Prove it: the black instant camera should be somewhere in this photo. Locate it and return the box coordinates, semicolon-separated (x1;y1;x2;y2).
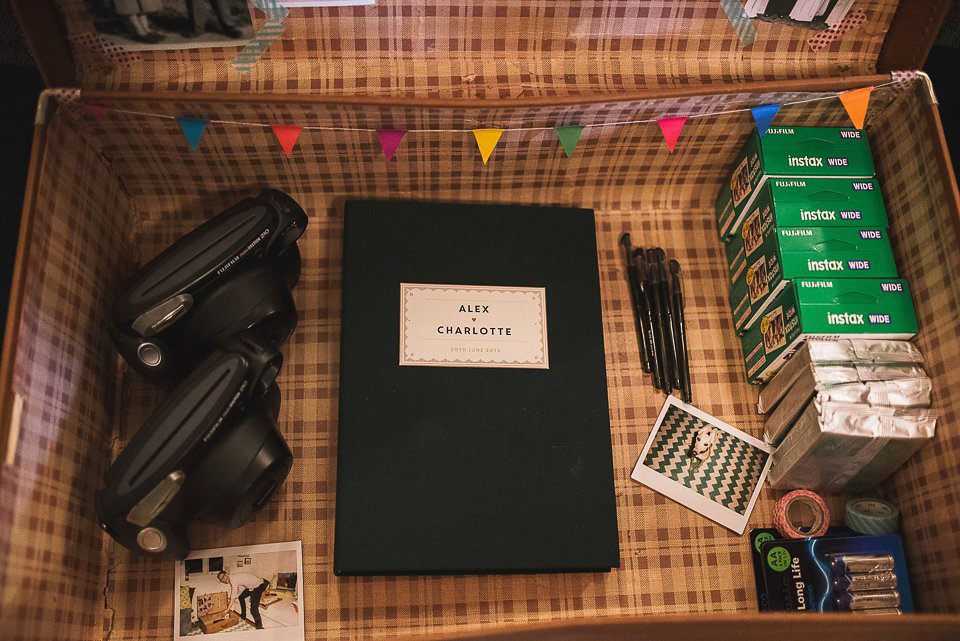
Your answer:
98;190;307;559
110;189;307;388
96;333;292;560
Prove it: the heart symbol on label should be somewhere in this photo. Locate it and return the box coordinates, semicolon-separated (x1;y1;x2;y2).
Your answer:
472;317;477;322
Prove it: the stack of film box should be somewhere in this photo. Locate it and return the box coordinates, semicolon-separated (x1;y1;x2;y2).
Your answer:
759;339;936;492
715;126;919;385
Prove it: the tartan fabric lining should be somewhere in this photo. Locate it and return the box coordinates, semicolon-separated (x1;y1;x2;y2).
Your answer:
2;78;959;641
55;0;898;96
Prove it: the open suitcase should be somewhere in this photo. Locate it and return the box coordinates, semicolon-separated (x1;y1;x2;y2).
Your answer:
3;1;960;639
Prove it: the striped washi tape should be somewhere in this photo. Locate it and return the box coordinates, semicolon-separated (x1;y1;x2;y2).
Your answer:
720;0;757;47
845;498;900;535
774;489;831;538
232;0;290;72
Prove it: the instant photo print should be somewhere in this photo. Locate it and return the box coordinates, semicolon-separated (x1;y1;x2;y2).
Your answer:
631;396;773;534
174;541;305;641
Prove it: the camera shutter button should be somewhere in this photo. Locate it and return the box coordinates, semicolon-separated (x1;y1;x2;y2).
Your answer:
137;343;163;367
136;527;167;553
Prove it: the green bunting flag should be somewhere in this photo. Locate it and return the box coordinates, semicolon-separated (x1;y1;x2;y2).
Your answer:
554;125;584;158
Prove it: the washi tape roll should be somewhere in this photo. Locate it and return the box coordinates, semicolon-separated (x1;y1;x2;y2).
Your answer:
773;490;831;538
845;498;900;535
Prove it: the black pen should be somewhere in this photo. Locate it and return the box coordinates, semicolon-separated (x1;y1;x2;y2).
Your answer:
620;234;651;372
647;248;672;393
671;259;692;403
633;250;659;386
657;249;681;392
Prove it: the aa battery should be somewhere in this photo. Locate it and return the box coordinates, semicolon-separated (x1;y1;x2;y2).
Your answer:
837;589;901;611
834;571;898;592
851;607;902;616
829;553;896;575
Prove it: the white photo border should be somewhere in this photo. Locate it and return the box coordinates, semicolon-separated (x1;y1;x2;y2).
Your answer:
174;540;305;641
630;395;773;534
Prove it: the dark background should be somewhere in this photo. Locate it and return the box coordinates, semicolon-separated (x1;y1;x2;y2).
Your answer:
1;2;958;354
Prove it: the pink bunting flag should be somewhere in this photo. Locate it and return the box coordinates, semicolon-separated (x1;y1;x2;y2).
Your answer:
377;129;406;161
271;125;302;157
657;117;687;153
82;104;112;119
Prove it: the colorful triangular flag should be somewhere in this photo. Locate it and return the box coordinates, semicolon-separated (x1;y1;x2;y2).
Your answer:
377;129;406;161
271;125;302;157
472;129;504;164
751;104;781;137
554;125;584;158
839;86;873;130
657;117;687;153
82;103;112;119
177;117;208;152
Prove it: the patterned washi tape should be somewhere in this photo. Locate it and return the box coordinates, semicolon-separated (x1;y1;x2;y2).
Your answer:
845;498;900;535
68;31;142;68
720;0;757;47
774;489;831;538
232;0;290;72
808;8;867;52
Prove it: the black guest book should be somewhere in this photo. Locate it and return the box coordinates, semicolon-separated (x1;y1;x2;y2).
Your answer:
334;200;619;575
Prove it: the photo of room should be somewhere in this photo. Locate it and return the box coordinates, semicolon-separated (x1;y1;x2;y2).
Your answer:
176;542;304;640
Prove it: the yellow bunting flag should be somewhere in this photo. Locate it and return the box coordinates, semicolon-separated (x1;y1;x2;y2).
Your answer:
839;86;872;130
472;129;504;164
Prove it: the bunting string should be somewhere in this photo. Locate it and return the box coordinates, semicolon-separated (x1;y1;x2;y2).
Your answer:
86;82;892;135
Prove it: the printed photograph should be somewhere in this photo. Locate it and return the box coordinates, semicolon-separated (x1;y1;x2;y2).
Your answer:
747;257;769;303
731;156;752;206
746;0;854;30
175;541;305;641
630;396;773;533
83;0;254;51
742;207;764;256
762;307;786;352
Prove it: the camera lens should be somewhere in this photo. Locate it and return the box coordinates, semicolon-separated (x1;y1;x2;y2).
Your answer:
252;479;279;511
190;409;292;529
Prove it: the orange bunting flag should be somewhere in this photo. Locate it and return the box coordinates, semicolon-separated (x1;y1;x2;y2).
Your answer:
839;86;872;130
472;129;504;164
271;125;302;157
657;117;687;153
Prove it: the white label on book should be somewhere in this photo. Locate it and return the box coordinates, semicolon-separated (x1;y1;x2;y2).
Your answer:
400;283;549;368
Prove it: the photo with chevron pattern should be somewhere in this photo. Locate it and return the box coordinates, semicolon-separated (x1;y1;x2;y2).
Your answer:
641;404;769;515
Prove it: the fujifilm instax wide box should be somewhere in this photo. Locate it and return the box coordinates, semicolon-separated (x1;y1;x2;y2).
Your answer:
728;226;898;334
723;176;889;275
716;127;876;241
741;278;918;384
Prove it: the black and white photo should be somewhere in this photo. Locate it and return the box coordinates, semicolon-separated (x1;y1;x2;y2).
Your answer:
83;0;254;50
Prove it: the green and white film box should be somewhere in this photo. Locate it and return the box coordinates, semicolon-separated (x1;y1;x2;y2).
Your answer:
723;177;888;273
741;279;918;385
729;226;898;334
716;127;876;241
